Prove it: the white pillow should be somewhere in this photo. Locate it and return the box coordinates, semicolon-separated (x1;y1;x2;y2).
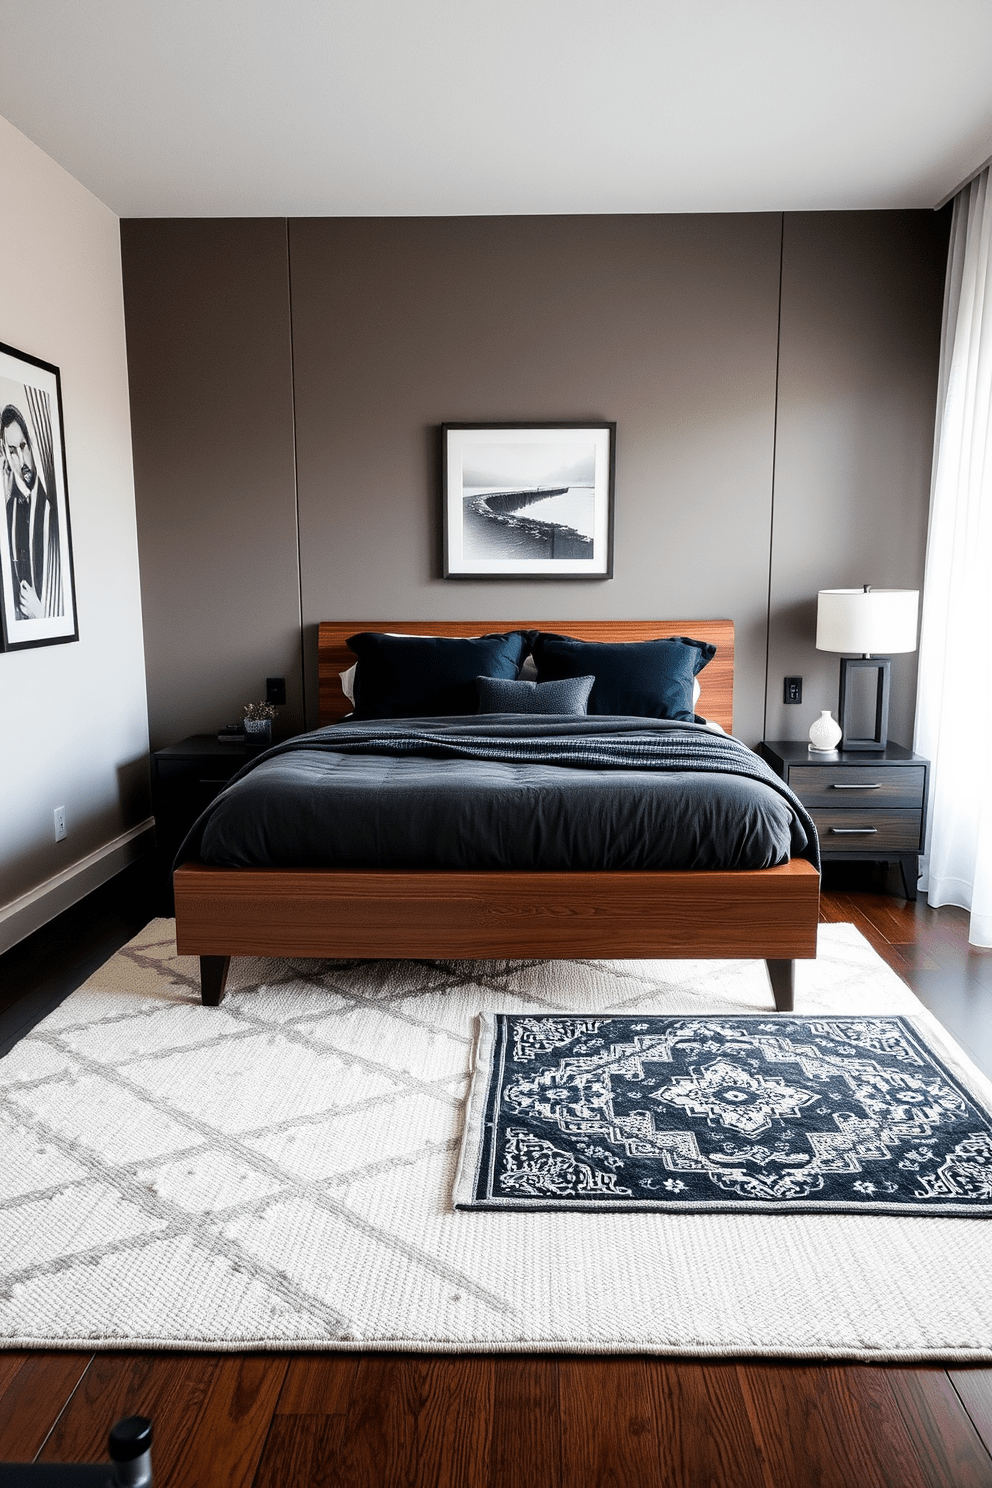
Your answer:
339;662;358;703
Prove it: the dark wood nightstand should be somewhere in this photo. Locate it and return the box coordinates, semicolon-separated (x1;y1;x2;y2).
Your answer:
151;735;265;909
758;740;929;900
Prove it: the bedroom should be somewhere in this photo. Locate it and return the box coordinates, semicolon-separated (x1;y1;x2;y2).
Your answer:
1;3;991;1483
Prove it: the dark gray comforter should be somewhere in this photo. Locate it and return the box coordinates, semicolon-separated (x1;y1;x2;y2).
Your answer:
181;715;819;873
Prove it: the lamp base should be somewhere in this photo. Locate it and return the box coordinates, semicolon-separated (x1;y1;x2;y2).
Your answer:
838;655;890;751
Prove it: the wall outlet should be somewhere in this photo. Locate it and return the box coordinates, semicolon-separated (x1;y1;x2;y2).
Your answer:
784;676;803;704
266;676;287;707
54;806;66;842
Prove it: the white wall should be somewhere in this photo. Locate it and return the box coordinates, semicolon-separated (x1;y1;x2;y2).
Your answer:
0;115;150;951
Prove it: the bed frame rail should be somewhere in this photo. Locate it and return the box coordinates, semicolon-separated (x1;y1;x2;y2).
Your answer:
174;860;820;1011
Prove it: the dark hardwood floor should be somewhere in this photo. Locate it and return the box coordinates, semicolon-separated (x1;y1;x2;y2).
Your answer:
2;857;991;1486
0;856;157;1059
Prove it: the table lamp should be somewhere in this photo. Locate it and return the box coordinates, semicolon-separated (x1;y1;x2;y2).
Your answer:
815;586;919;751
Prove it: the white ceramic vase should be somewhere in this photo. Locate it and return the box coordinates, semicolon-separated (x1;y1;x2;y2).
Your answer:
808;710;842;752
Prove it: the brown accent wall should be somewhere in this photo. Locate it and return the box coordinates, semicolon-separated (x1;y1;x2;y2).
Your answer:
766;210;949;746
121;211;947;750
121;219;303;748
289;214;781;741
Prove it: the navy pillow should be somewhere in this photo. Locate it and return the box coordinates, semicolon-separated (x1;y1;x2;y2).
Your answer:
477;674;594;716
530;633;716;721
347;631;529;718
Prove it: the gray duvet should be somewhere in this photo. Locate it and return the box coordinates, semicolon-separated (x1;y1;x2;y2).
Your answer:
181;716;819;874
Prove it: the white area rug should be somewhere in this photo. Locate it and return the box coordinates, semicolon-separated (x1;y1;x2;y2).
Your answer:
2;921;991;1360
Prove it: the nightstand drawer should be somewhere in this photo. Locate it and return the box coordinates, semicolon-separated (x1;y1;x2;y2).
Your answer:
811;809;922;852
154;755;249;787
790;765;925;810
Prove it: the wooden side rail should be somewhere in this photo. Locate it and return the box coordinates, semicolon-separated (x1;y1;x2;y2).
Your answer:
174;860;820;1011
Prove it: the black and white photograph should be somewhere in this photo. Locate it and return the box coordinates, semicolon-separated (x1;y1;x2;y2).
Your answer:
442;422;615;578
0;339;77;650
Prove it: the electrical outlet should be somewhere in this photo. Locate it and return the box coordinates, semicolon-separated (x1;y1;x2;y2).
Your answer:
266;676;287;707
784;676;803;705
54;806;66;842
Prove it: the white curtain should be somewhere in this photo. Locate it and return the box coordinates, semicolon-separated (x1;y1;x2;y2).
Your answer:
915;167;992;944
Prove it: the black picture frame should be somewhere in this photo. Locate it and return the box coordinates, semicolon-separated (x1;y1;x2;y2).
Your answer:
442;421;615;579
0;340;78;651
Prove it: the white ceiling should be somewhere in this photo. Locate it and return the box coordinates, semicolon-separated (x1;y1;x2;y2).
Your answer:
2;0;991;218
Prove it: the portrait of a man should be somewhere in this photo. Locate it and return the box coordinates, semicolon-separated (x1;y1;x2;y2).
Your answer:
0;340;76;651
3;403;63;620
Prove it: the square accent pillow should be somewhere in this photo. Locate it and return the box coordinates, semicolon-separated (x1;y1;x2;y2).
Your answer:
347;631;529;718
530;633;716;721
477;674;595;716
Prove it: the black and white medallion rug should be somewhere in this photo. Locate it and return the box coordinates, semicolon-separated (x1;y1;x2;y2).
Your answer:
4;920;992;1360
454;1014;992;1214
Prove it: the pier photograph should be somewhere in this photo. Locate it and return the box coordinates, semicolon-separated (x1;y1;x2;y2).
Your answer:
442;422;615;578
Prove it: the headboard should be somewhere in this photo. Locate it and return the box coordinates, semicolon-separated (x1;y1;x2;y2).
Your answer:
317;620;735;731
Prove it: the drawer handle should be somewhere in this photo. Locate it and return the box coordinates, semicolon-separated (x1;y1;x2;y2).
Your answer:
830;783;882;790
828;826;878;835
198;777;232;785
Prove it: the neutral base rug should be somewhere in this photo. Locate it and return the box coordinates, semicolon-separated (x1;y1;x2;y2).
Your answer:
2;921;991;1361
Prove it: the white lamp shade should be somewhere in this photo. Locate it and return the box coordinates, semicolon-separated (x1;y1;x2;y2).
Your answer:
815;588;919;655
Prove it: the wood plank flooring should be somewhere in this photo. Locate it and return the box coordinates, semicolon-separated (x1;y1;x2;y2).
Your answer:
3;1352;991;1486
2;860;991;1485
818;861;992;1082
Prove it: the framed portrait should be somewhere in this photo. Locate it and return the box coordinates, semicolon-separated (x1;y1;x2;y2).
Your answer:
442;422;615;579
0;340;78;651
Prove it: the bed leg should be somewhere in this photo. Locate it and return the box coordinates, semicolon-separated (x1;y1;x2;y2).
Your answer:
765;959;794;1013
200;956;231;1007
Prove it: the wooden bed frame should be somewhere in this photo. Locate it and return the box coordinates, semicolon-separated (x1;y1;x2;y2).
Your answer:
174;620;820;1008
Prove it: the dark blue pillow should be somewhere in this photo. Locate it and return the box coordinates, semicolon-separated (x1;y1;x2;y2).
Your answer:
477;674;594;716
530;633;716;721
347;631;529;718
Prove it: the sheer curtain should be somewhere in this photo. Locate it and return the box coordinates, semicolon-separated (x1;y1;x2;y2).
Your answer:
915;167;992;945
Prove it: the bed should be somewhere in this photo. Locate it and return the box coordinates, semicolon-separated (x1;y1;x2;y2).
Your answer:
173;620;820;1008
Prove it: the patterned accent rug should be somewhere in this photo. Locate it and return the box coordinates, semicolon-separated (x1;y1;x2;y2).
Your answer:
454;1014;992;1214
3;920;992;1360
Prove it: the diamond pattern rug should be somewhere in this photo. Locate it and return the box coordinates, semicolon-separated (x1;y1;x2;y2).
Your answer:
2;920;992;1360
454;1014;992;1213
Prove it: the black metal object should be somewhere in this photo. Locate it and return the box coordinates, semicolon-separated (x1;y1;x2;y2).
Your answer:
108;1419;152;1486
838;654;891;751
0;1417;151;1486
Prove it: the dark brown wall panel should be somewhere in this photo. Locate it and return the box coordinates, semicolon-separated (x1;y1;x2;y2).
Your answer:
121;219;303;749
121;211;945;753
288;214;782;740
766;210;948;747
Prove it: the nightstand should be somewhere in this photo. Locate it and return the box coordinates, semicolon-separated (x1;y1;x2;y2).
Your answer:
151;735;265;909
758;740;929;900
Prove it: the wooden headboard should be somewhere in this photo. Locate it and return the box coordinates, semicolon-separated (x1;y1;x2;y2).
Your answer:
317;620;735;731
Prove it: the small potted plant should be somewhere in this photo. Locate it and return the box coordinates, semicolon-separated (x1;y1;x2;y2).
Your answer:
242;700;276;746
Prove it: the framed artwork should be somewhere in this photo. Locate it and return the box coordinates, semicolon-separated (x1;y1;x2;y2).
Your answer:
0;340;78;651
442;422;615;579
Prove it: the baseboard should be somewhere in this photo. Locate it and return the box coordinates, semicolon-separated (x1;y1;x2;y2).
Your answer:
0;819;156;955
